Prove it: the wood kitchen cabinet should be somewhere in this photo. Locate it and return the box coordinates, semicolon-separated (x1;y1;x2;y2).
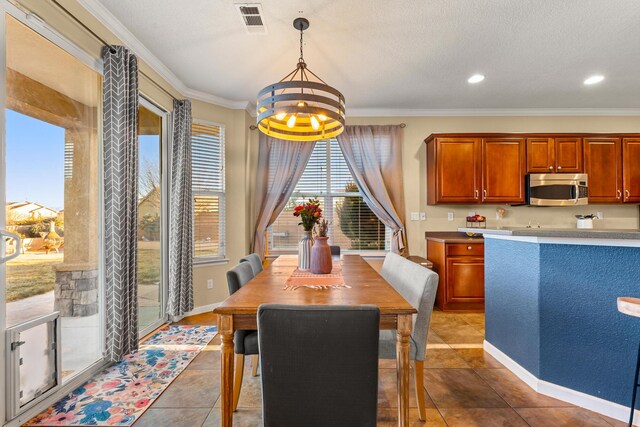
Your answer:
584;137;623;203
426;135;524;204
527;137;583;173
482;137;526;203
426;133;640;205
426;137;481;204
623;138;640;203
427;235;484;312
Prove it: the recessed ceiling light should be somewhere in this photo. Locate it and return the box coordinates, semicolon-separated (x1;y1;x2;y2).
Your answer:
468;74;485;84
584;75;604;85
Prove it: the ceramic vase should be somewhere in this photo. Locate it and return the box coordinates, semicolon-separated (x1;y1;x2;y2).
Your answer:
298;230;314;270
310;236;332;274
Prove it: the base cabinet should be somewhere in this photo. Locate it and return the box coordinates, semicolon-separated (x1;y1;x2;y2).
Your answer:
427;239;485;312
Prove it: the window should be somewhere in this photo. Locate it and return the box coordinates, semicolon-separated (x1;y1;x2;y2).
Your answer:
268;139;390;253
192;121;225;261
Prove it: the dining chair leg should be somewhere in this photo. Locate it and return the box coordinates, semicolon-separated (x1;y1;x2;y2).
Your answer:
233;354;245;411
414;360;426;421
251;354;259;377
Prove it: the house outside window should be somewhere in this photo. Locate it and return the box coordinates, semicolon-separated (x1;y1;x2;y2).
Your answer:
191;121;226;262
268;139;390;254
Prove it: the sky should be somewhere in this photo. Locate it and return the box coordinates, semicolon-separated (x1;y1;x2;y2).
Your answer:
5;109;161;211
6;109;65;209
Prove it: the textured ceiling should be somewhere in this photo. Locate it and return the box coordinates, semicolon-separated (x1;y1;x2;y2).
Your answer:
94;0;640;110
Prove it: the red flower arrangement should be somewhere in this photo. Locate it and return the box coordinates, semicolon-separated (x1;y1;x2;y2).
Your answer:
293;198;322;231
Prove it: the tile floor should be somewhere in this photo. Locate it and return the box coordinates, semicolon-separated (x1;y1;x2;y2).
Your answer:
132;311;627;427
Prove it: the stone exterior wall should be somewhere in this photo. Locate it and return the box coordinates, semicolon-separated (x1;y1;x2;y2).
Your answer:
54;269;98;317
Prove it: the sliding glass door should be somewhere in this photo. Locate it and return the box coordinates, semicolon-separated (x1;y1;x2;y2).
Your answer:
2;11;103;416
137;100;167;336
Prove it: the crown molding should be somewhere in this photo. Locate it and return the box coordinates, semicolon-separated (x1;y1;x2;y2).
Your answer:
182;87;249;110
76;0;248;110
347;107;640;117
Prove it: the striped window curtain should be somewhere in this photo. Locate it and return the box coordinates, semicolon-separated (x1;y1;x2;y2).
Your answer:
167;99;194;320
102;46;139;362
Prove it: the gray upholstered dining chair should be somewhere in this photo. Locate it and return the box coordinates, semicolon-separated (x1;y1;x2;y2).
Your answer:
330;245;341;256
226;262;259;411
258;304;380;427
379;252;439;421
239;253;263;275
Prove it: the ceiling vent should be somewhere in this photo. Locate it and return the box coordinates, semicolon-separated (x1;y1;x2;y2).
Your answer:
235;3;267;34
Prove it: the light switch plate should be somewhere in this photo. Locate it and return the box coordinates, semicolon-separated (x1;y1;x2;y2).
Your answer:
207;279;213;289
420;212;426;220
447;212;454;221
410;212;419;221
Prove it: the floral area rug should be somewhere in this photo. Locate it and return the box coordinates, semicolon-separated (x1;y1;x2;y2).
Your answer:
25;325;217;426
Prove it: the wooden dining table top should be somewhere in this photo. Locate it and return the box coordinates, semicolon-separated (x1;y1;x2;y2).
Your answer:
214;255;416;316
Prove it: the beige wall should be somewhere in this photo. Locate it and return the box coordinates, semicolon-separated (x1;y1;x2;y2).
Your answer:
346;116;640;258
190;103;258;306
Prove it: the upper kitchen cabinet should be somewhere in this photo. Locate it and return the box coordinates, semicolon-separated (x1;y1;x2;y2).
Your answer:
583;137;622;203
623;138;640;203
426;133;640;205
482;137;526;203
526;137;583;173
555;137;583;173
426;134;524;205
526;137;554;173
427;136;481;204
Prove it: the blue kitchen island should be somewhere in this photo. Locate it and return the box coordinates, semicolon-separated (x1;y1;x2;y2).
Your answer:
458;228;640;423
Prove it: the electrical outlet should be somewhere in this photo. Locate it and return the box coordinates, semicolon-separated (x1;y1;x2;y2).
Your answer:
447;212;454;221
597;211;604;220
410;212;420;221
468;211;476;217
420;212;426;220
207;279;213;289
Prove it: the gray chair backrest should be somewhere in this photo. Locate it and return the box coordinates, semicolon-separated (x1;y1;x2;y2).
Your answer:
330;245;341;256
239;253;263;275
258;304;380;427
226;262;255;295
381;252;439;360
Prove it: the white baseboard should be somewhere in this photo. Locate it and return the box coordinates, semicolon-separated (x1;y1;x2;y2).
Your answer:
484;340;640;425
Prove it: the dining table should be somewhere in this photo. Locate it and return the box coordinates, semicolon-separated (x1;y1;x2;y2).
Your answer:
214;254;417;427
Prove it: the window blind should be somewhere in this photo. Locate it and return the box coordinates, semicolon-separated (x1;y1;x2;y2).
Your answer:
191;122;225;259
269;139;389;253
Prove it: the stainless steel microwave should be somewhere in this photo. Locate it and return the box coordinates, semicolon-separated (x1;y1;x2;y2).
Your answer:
526;173;588;206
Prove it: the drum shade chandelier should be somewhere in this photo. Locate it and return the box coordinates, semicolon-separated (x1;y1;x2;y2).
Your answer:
256;17;345;142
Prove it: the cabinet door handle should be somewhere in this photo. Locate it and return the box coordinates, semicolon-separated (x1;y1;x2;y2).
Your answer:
617;189;622;200
467;246;472;250
483;189;487;200
625;189;630;200
548;166;553;170
474;190;479;199
557;166;562;170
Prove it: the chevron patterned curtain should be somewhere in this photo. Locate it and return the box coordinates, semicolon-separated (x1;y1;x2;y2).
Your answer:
102;46;139;362
167;99;194;320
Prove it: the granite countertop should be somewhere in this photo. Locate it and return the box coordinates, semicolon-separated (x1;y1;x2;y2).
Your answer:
457;227;640;240
425;231;484;243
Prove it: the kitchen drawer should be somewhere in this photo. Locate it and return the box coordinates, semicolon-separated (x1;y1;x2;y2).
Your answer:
446;243;484;257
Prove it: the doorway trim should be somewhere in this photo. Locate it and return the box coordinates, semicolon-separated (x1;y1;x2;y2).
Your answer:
137;96;169;338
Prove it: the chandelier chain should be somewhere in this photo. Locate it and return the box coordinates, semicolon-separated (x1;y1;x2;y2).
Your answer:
299;25;304;64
